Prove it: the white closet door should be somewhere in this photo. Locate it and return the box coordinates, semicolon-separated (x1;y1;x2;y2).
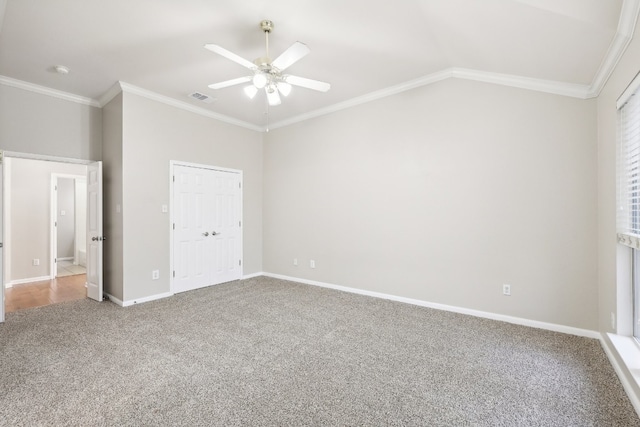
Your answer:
210;170;241;285
173;165;241;293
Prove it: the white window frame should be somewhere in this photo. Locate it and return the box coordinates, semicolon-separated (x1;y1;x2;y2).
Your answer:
617;71;640;342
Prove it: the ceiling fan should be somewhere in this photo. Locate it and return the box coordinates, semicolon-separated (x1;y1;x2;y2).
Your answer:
205;20;330;106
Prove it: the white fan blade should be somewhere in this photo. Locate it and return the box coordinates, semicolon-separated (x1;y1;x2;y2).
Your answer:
285;75;331;92
267;88;281;106
272;41;310;71
204;44;256;70
208;76;252;90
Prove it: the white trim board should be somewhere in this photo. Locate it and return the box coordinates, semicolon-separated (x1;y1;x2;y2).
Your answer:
2;150;94;165
262;272;599;339
267;68;593;131
5;275;51;288
0;75;99;107
105;291;173;307
600;333;640;417
589;0;640;98
116;82;262;132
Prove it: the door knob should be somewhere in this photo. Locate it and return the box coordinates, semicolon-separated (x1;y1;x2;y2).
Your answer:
92;236;98;241
202;232;209;237
212;231;220;236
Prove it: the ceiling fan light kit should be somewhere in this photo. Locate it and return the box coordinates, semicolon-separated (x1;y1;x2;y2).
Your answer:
205;19;330;107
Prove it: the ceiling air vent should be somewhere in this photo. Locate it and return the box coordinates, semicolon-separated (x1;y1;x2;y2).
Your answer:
188;92;214;104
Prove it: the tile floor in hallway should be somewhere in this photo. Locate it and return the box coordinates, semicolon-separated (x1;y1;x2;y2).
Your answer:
57;260;87;277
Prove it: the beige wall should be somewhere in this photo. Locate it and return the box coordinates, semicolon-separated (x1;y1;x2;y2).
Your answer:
102;93;124;300
7;158;87;282
264;78;598;330
120;92;263;301
0;85;102;160
56;178;75;259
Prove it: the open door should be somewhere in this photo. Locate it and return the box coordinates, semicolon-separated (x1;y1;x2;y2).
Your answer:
0;158;4;322
86;161;103;302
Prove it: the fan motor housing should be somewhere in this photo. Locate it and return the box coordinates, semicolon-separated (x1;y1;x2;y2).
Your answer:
260;20;273;33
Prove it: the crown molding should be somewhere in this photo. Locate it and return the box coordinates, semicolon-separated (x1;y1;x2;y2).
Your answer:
2;0;637;132
450;68;591;99
97;81;123;107
0;75;100;107
267;70;452;131
588;0;640;98
267;68;592;131
116;82;262;132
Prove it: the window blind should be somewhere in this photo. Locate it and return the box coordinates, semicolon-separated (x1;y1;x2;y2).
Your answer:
618;88;640;249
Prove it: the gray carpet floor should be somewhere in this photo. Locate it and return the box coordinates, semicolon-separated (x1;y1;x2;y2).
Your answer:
0;276;638;426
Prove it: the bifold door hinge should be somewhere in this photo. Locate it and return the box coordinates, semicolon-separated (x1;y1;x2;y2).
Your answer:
173;271;175;278
239;220;241;227
173;223;175;230
239;260;242;266
173;175;175;182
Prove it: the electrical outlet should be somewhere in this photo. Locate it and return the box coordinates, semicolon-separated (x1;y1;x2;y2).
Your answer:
503;284;511;296
33;259;40;266
152;270;160;280
293;258;298;266
310;260;316;269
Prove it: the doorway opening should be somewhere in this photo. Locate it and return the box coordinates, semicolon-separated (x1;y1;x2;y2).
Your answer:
2;157;94;317
51;174;87;279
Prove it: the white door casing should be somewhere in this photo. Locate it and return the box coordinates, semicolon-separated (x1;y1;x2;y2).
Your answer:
172;163;242;294
0;152;101;321
86;161;103;302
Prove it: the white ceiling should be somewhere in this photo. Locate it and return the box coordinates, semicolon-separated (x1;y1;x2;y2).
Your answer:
0;0;635;130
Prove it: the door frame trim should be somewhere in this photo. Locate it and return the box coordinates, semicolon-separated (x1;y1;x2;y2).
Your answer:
1;151;94;323
169;160;244;294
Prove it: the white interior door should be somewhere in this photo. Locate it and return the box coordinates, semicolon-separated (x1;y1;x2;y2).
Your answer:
86;161;103;302
211;170;241;285
0;161;4;323
172;164;241;293
173;165;210;293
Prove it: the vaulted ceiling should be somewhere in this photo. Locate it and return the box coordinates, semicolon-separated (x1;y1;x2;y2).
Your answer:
0;0;635;130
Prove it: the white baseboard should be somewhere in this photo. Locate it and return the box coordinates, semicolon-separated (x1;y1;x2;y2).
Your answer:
242;271;265;280
106;291;174;307
600;333;640;418
5;275;51;288
57;257;73;261
105;293;124;306
263;272;599;339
